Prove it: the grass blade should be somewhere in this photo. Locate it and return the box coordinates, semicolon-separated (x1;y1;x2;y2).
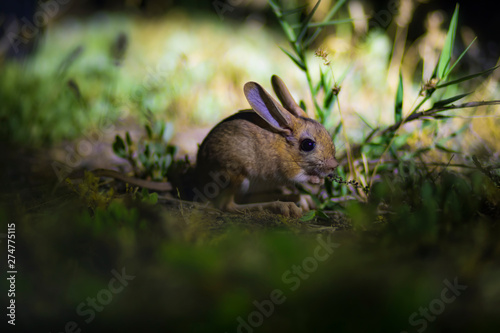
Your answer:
314;79;322;95
267;0;281;15
437;4;459;79
304;28;322;48
395;71;403;123
436;65;500;88
363;127;379;143
435;143;461;154
269;0;297;42
296;0;322;44
432;92;471;108
324;88;337;110
323;0;348;22
280;20;297;43
411;147;431;158
58;46;84;75
446;37;477;77
303;0;348;48
300;18;360;28
280;46;306;70
332;122;343;139
355;112;375;130
319;65;327;90
281;5;308;17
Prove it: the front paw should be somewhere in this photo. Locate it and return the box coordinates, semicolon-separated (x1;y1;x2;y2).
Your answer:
308;176;324;185
270;201;303;217
299;194;316;212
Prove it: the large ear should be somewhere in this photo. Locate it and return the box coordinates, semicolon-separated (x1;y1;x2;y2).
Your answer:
244;81;295;136
271;75;309;118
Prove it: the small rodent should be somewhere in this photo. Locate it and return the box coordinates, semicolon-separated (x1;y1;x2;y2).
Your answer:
88;75;338;217
195;75;338;217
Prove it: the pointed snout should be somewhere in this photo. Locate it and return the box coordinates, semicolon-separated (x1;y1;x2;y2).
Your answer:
326;157;339;170
325;157;339;179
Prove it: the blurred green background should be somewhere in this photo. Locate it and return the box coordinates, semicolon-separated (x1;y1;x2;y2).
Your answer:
1;0;499;332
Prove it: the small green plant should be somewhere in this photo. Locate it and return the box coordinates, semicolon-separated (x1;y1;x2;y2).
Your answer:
66;171;115;212
138;187;159;205
112;116;177;182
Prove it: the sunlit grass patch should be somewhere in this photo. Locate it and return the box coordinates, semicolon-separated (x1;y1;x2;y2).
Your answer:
0;9;309;147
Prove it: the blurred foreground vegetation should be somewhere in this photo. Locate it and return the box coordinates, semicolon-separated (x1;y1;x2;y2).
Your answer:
1;0;500;332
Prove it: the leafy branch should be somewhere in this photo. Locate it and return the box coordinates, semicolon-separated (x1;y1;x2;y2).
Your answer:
382;100;500;136
269;0;500;210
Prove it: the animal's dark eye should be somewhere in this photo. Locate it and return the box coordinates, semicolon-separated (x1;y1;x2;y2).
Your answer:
300;139;316;152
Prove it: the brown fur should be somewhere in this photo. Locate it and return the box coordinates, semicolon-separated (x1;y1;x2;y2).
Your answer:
195;75;338;217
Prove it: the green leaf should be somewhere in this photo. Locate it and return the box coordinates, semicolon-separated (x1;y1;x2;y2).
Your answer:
355;112;374;130
325;179;334;197
395;71;403;123
320;68;338;110
299;100;307;111
141;188;158;205
268;0;297;42
156;121;166;138
319;66;327;90
313;79;322;95
280;46;306;70
298;18;359;28
315;105;325;123
324;88;337;110
435;143;461;154
267;0;279;10
167;144;177;156
296;0;321;44
144;144;151;157
432;92;471;108
163;122;175;142
436;65;500;89
316;210;329;219
164;154;173;169
332;122;342;139
323;0;347;22
304;28;322;48
138;153;149;169
145;124;153;139
446;37;477;77
281;5;308;17
300;210;316;221
410;147;431;158
302;0;349;47
281;20;297;43
147;192;158;204
125;131;132;147
112;135;126;158
437;5;459;79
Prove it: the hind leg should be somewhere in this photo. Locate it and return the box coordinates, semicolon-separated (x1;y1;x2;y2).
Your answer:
218;190;303;217
208;176;303;217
